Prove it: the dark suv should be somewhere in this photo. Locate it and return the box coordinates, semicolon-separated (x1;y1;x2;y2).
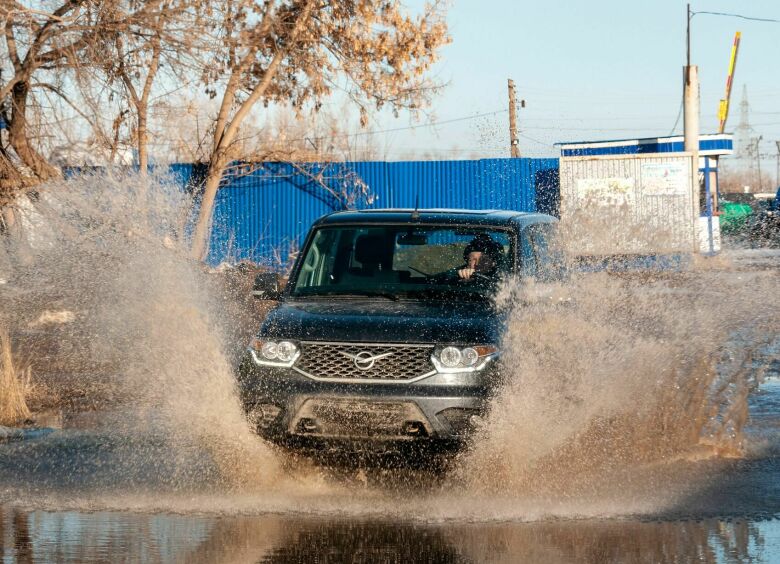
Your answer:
237;209;563;456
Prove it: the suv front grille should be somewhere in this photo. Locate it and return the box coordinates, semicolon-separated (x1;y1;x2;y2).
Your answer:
295;342;435;381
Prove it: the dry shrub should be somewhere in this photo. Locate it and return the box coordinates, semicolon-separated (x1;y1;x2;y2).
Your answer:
0;323;31;426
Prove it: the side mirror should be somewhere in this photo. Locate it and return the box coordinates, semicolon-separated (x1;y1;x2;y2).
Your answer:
253;272;282;300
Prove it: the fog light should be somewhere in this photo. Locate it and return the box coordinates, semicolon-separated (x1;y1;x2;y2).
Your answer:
248;404;282;429
297;417;319;433
437;408;480;436
402;421;427;437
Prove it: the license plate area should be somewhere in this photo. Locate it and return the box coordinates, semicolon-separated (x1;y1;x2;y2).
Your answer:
291;399;430;439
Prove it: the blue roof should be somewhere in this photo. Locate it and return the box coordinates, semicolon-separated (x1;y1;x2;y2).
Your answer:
558;133;733;157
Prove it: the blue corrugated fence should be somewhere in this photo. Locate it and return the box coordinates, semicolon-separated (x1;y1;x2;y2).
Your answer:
197;158;558;266
66;158;560;266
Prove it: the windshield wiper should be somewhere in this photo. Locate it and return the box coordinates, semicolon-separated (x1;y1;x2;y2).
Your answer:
295;289;400;301
406;286;491;301
338;290;400;301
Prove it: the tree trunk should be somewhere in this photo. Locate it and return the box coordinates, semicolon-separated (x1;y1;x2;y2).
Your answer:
8;81;59;182
137;107;148;175
1;206;17;233
0;150;29;275
0;151;25;204
189;163;224;261
0;202;32;272
188;0;315;262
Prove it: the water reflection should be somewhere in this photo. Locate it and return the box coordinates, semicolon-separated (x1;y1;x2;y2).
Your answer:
1;506;774;563
259;520;463;564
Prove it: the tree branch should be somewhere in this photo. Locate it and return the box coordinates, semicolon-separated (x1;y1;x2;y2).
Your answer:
217;0;318;157
4;19;22;71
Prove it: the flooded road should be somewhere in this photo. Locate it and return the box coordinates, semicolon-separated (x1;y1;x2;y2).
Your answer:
2;360;779;562
1;509;779;563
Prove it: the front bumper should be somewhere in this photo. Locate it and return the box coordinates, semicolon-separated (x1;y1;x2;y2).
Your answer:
236;352;501;453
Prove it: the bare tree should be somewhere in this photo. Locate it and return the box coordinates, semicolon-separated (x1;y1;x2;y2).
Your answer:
41;66;133;166
148;96;387;164
0;1;106;255
1;1;193;180
101;0;209;174
0;1;99;181
151;93;218;163
189;0;449;260
250;105;391;162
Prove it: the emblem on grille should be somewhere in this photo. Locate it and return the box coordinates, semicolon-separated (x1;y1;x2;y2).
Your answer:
338;350;394;371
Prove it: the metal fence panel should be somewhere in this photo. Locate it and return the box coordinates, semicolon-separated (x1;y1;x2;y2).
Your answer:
204;158;559;266
61;158;559;266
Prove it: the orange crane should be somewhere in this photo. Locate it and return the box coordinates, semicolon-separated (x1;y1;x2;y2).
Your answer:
717;32;741;133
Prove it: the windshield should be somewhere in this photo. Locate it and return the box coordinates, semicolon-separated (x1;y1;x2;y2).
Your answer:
289;225;513;299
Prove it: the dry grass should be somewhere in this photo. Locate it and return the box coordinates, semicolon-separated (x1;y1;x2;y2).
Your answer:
0;323;31;426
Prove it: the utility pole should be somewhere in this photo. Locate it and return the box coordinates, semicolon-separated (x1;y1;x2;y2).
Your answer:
508;79;520;158
734;85;753;160
684;3;700;251
775;141;780;187
755;135;763;191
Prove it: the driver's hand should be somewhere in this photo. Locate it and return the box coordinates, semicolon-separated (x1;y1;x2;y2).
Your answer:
458;268;475;279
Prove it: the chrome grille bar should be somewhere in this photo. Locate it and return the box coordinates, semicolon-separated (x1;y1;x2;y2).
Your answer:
295;342;435;381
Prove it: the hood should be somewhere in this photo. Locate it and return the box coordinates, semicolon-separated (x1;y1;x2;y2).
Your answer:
260;298;503;344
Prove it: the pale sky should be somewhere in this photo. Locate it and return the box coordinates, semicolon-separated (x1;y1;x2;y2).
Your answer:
357;0;780;161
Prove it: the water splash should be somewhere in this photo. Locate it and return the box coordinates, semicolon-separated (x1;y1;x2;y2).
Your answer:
457;265;779;498
0;173;778;521
1;172;282;489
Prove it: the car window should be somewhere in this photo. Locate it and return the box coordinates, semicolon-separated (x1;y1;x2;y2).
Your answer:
290;225;514;299
523;222;565;281
519;228;536;277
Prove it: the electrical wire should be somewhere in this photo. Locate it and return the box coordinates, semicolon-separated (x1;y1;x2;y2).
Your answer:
300;108;509;143
240;109;510;147
518;132;556;147
668;96;684;136
692;10;780;23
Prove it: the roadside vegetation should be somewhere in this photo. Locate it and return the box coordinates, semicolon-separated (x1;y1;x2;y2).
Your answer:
0;323;31;426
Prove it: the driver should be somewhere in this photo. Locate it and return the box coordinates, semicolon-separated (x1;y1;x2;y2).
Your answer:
432;234;504;284
458;234;504;281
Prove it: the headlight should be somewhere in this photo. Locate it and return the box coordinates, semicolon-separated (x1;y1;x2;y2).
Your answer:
462;347;479;366
432;345;498;373
439;346;462;368
250;338;299;367
261;341;278;359
276;341;297;362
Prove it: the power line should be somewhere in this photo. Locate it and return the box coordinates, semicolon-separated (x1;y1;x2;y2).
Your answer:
53;104;512;145
347;109;508;137
668;97;684;136
298;109;509;143
692;10;780;23
522;124;682;132
518;132;556;147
